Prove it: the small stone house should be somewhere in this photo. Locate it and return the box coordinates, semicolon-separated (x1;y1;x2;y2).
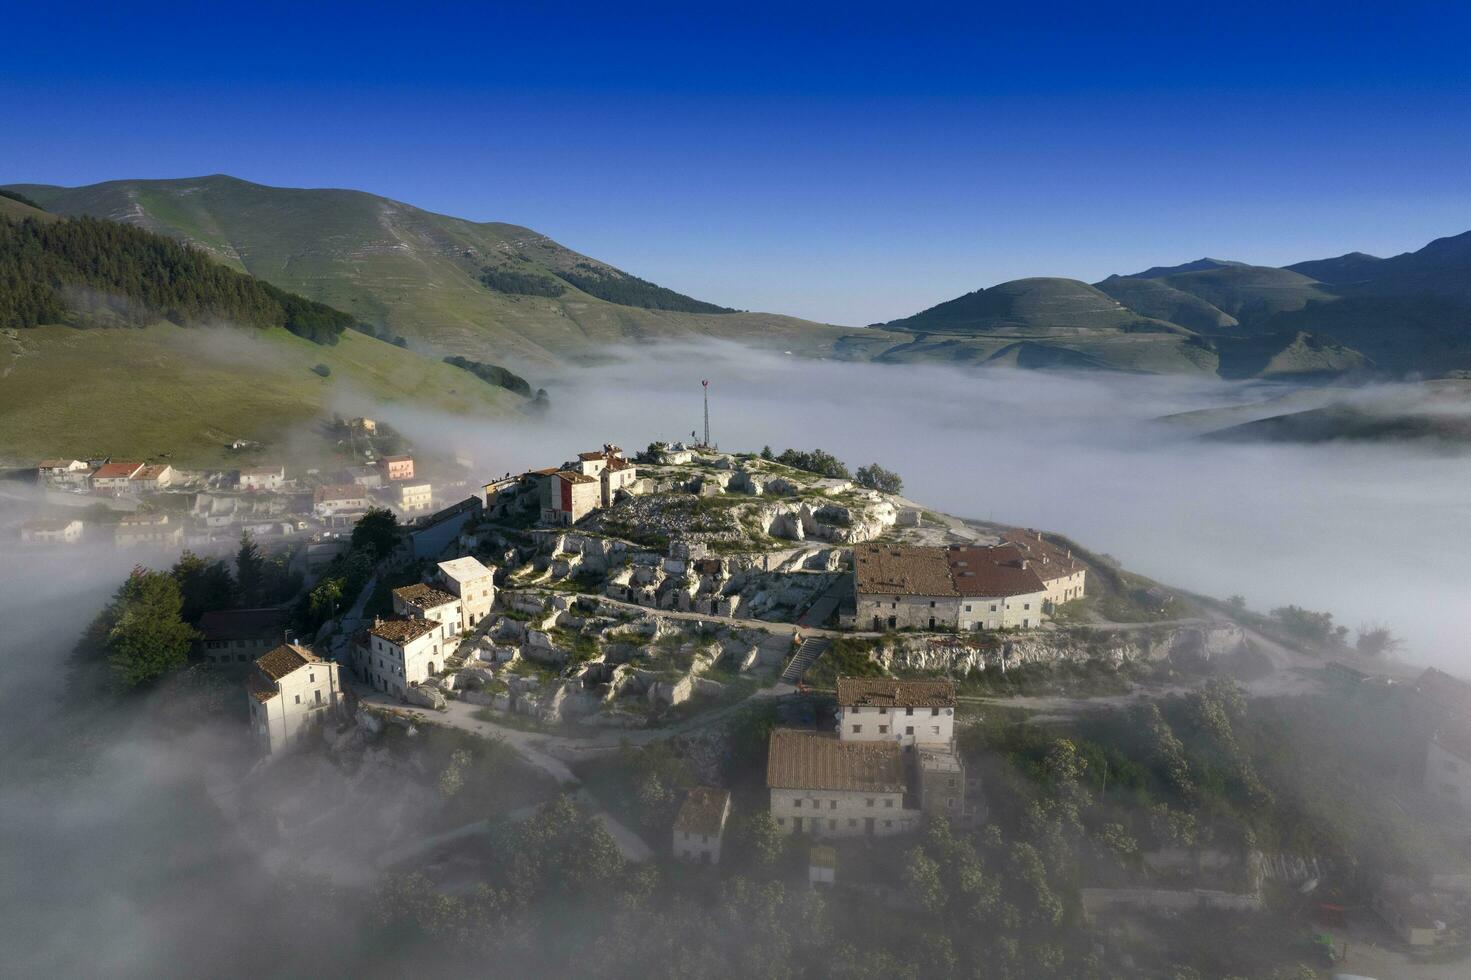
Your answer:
19;518;84;544
380;455;415;482
37;458;89;482
130;463;176;491
835;677;957;747
673;786;732;863
199;607;289;667
313;484;371;523
392;583;463;647
364;618;445;699
114;512;183;548
238;466;286;491
246;643;342;755
767;729;921;838
544;470;601;525
90;460;145;493
436;555;496;629
396;482;433;513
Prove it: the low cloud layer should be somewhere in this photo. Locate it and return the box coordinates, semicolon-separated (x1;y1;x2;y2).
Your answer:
380;341;1471;668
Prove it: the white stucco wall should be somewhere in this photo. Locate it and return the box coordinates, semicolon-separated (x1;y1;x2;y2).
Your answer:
770;788;919;838
250;660;341;755
836;703;955;746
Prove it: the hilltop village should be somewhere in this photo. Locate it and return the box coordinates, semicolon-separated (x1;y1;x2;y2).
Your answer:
27;434;1471;976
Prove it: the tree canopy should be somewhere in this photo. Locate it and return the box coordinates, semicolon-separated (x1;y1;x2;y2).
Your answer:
103;566;199;687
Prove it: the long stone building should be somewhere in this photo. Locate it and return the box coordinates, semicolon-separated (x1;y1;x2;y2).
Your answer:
851;535;1085;633
767;677;974;838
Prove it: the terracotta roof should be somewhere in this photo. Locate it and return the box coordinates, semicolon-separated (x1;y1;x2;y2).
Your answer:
246;671;278;702
852;543;957;597
556;470;597;485
369;618;438;644
578;451;608;461
199;607;288;643
527;467;560;477
766;730;905;793
132;464;170;481
381;455;413;463
605;458;632;472
392;583;459;610
253;643;321;680
836;677;957;708
674;786;730;836
37;458;79;469
945;545;1048;597
314;484;366;503
997;529;1086;582
92;461;143;480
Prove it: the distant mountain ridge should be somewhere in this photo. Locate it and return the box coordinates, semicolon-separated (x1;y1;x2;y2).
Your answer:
870;229;1471;379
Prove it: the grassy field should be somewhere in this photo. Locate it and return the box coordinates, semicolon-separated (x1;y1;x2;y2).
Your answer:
0;322;522;467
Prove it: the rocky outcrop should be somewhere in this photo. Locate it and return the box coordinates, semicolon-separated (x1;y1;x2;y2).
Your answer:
881;622;1248;675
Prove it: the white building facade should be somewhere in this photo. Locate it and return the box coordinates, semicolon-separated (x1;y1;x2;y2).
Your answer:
364;619;445;699
436;556;496;629
247;644;342;755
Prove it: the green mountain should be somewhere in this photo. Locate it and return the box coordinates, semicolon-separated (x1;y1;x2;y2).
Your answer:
0;204;523;465
5;175;853;367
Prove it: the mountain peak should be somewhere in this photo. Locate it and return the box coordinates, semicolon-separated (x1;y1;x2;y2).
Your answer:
1121;257;1248;280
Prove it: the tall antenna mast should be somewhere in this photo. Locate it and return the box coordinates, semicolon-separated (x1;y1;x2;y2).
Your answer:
701;379;710;447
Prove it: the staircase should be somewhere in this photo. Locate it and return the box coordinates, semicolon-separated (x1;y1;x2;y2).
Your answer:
781;636;830;685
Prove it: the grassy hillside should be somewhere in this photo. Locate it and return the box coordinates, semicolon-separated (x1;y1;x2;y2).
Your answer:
1094;276;1239;332
879;277;1190;336
0;323;520;467
7;175;852;367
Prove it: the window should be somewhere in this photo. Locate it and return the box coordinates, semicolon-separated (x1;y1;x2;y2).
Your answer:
794;799;802;808
294;694;301;704
848;819;857;828
866;798;874;807
905;707;914;716
884;799;894;808
309;673;315;683
829;800;836;810
931;725;940;735
964;604;971;612
931;707;939;716
237;654;247;662
879;707;887;715
884;820;893;828
879;725;888;734
1024;603;1030;610
990;604;997;612
315;690;323;705
852;724;862;734
906;726;914;735
929;600;936;608
777;817;786;826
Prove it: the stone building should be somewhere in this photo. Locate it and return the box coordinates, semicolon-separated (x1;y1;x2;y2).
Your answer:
998;529;1088;606
544;470;601;525
238;466;286;492
391;583;463;647
381;455;415;481
436;556;496;629
90;460;144;493
917;745;970;822
114;512;183;548
129;463;176;491
314;484;371;523
362;618;445;699
767;729;921;838
852;540;1078;633
673;786;732;863
396;482;434;513
835;677;957;746
19;518;84;544
199;607;289;667
37;458;89;482
246;643;342;755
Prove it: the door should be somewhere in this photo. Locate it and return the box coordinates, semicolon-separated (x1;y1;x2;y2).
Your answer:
865;817;875;836
793;817;803;833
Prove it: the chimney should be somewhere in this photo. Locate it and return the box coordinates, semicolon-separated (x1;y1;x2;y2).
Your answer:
1036;531;1043;542
1020;559;1029;570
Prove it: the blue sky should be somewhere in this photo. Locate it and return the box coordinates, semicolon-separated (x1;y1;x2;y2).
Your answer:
3;1;1469;324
